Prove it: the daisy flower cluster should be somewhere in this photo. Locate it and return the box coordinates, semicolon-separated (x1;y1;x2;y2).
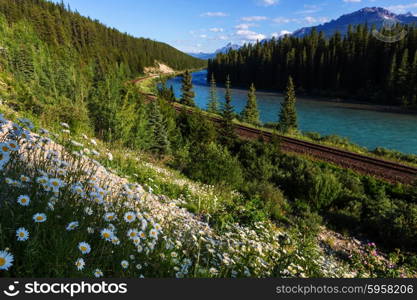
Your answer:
0;114;358;278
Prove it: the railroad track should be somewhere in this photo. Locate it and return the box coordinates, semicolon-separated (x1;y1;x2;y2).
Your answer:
142;93;417;184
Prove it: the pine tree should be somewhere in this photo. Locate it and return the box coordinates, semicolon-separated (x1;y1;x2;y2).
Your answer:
180;70;195;106
148;101;170;155
169;85;176;102
207;73;219;113
241;83;260;125
278;76;298;133
220;75;236;146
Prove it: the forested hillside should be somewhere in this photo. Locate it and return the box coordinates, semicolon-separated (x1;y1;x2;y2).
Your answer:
0;0;204;73
208;25;417;108
0;0;203;142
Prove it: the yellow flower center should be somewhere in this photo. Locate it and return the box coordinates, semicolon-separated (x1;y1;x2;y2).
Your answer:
0;257;5;266
130;232;136;237
19;232;25;237
127;215;133;220
36;216;43;221
2;146;9;152
103;233;110;239
80;246;87;251
9;144;16;149
52;182;58;186
108;216;113;220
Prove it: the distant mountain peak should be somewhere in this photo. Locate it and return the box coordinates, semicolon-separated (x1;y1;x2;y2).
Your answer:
292;7;417;38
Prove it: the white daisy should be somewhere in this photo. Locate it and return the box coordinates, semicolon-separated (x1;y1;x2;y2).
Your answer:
7;140;19;152
149;229;158;239
94;269;104;278
84;207;93;216
33;213;47;223
17;195;30;206
100;229;113;241
111;236;121;245
0;151;10;169
0;250;14;270
78;242;91;255
0;142;10;153
121;260;129;269
127;229;139;240
103;212;116;222
75;258;85;271
16;227;29;242
66;221;79;231
124;212;136;223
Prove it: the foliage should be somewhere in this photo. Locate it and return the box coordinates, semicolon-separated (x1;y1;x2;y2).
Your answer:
207;73;219;113
278;76;298;133
240;83;260;126
208;25;417;108
180;70;195;107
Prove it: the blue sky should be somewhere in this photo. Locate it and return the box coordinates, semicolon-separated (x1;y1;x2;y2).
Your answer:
51;0;417;53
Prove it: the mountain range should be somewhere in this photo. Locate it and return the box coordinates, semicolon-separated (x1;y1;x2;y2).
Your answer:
188;7;417;60
187;42;240;59
292;7;417;37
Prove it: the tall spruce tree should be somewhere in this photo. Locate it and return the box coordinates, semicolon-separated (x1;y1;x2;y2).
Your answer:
220;75;236;146
148;101;170;155
180;70;195;106
278;76;298;133
207;73;219;113
241;83;260;126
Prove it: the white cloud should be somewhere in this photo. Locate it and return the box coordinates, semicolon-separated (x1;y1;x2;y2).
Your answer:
259;0;279;6
209;27;224;32
386;3;417;14
296;4;323;14
236;29;266;41
199;34;207;38
343;0;362;3
303;16;329;24
200;12;229;17
272;17;294;23
235;23;257;30
271;30;292;38
241;16;268;21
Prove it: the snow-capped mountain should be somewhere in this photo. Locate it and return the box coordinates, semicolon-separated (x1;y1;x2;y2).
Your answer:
292;7;417;38
188;43;241;60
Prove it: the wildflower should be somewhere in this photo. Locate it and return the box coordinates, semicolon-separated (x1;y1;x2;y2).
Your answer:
209;268;218;276
33;213;47;223
49;178;63;191
94;269;103;278
71;140;83;147
36;176;49;185
16;228;29;242
90;139;97;146
124;212;136;223
111;236;121;245
0;151;10;169
20;130;32;141
100;229;113;241
121;260;129;269
17;195;30;206
60;122;70;129
138;231;146;239
20;175;30;183
91;150;99;156
107;152;113;161
7;140;19;152
0;250;14;270
66;221;79;231
137;245;143;253
75;258;85;271
0;143;10;153
84;207;93;216
56;168;67;177
87;227;94;234
171;252;178;258
78;242;91;255
103;212;116;222
127;229;139;240
149;228;158;239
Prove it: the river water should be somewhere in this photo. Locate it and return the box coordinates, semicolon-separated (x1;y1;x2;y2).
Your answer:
166;70;417;154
